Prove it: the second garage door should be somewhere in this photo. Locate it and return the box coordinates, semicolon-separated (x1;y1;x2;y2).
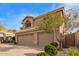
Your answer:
38;32;54;46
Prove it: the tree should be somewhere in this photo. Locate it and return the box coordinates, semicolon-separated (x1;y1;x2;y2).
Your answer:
8;29;16;33
39;8;79;50
40;12;68;50
0;24;16;33
65;9;79;32
0;24;6;31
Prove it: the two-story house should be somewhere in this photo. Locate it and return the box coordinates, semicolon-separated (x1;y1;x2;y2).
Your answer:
15;7;66;46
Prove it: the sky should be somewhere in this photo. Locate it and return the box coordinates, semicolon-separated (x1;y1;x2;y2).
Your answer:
0;3;79;32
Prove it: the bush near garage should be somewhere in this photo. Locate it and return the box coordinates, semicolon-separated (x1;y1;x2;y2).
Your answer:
44;44;58;56
50;42;58;48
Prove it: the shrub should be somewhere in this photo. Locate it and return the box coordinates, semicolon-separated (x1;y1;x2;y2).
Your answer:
36;52;49;56
67;47;79;56
50;42;58;48
44;44;58;56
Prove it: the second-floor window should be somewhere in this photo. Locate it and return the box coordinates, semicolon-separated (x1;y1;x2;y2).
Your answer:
25;20;31;28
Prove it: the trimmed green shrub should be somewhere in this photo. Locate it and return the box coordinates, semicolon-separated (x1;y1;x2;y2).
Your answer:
36;52;49;56
67;47;79;56
44;44;58;56
50;42;58;48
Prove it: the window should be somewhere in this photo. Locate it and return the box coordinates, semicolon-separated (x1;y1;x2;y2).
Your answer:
25;20;31;28
26;22;31;27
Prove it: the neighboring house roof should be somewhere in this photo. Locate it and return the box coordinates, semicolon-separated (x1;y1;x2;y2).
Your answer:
0;28;15;36
5;32;15;37
0;31;15;37
0;31;5;37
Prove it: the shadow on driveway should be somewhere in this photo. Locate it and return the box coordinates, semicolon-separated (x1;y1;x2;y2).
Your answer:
24;53;37;56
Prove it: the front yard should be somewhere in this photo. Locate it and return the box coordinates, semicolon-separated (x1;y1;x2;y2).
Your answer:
0;44;78;56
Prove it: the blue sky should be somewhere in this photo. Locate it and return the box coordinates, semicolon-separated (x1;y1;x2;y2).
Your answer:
0;3;79;31
0;3;63;30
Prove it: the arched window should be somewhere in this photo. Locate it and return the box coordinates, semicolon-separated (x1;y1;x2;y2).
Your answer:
25;20;31;28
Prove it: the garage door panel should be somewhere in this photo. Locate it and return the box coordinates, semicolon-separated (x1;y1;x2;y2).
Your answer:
17;33;34;46
38;32;53;46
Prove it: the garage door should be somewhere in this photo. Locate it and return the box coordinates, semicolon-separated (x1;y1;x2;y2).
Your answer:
17;33;34;46
38;32;54;46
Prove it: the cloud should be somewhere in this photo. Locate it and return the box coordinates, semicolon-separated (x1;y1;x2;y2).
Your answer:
62;3;79;10
50;3;79;11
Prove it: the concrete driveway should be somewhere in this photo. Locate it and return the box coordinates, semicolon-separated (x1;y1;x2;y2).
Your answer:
0;44;43;56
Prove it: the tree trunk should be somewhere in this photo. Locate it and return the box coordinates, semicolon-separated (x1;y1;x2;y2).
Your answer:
56;32;64;51
59;33;65;51
53;28;64;51
59;39;63;51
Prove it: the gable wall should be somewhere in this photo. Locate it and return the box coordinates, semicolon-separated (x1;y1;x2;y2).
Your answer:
34;10;64;30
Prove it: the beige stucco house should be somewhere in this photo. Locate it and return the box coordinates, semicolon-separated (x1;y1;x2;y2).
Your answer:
15;7;66;46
